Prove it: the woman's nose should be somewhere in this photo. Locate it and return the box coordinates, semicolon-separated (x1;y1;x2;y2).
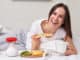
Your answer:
54;15;58;21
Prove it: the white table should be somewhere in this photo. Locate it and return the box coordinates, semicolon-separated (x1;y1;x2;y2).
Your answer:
0;51;80;60
0;51;44;60
0;55;43;60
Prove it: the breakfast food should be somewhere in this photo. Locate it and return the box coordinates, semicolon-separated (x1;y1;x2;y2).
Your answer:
32;34;41;40
39;33;53;38
44;33;53;37
34;35;41;38
31;50;44;57
20;50;44;57
20;51;32;57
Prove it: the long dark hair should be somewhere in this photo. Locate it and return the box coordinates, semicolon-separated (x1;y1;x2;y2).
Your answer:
48;3;72;38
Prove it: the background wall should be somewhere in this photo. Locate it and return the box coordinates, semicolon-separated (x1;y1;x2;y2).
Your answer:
0;0;80;35
66;0;80;35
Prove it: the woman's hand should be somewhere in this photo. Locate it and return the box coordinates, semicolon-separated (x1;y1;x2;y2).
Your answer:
65;48;77;56
32;34;41;40
64;36;77;56
31;34;41;50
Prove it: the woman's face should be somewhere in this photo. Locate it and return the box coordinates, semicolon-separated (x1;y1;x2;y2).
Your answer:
49;7;66;28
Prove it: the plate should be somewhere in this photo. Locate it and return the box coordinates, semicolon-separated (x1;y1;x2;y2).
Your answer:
20;55;43;58
19;50;45;58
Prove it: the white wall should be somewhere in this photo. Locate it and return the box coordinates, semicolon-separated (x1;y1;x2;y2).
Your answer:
0;0;67;31
66;0;80;35
0;0;80;35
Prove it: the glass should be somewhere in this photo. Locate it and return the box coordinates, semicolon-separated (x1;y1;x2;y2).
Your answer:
15;29;26;50
6;37;18;57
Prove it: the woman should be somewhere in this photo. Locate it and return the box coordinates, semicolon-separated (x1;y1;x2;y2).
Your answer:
27;3;77;56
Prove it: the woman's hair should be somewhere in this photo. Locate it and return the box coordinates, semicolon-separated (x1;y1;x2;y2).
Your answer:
48;3;72;38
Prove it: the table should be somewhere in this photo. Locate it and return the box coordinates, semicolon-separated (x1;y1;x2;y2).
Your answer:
0;51;43;60
0;51;80;60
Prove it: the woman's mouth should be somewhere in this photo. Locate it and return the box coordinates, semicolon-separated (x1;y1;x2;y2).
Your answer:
51;21;58;25
51;19;58;25
53;22;58;24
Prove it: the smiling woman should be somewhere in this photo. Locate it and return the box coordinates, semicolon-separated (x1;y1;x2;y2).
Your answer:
26;3;77;56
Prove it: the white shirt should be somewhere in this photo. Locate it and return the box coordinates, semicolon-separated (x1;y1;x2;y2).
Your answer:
26;19;66;51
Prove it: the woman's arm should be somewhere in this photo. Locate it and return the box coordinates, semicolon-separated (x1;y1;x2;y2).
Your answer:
64;36;77;56
26;20;41;50
31;34;41;50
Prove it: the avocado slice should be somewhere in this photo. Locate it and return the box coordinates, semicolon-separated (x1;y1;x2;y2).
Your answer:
20;51;32;57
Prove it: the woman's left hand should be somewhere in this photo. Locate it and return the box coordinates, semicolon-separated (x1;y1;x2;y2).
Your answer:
65;49;75;56
64;36;77;56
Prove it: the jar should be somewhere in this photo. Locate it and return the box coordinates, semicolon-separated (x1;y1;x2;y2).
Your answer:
6;37;18;57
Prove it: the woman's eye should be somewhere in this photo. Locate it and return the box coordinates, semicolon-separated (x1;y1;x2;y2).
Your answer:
59;15;64;19
53;12;56;15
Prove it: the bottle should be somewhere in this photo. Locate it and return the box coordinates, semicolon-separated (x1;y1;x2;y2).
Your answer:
6;37;18;57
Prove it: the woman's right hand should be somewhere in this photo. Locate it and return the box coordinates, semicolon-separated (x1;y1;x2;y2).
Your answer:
31;34;41;40
31;34;41;50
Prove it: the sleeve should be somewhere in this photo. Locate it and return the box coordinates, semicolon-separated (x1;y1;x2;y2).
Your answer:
26;20;41;50
29;21;39;35
55;28;66;40
59;28;66;39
